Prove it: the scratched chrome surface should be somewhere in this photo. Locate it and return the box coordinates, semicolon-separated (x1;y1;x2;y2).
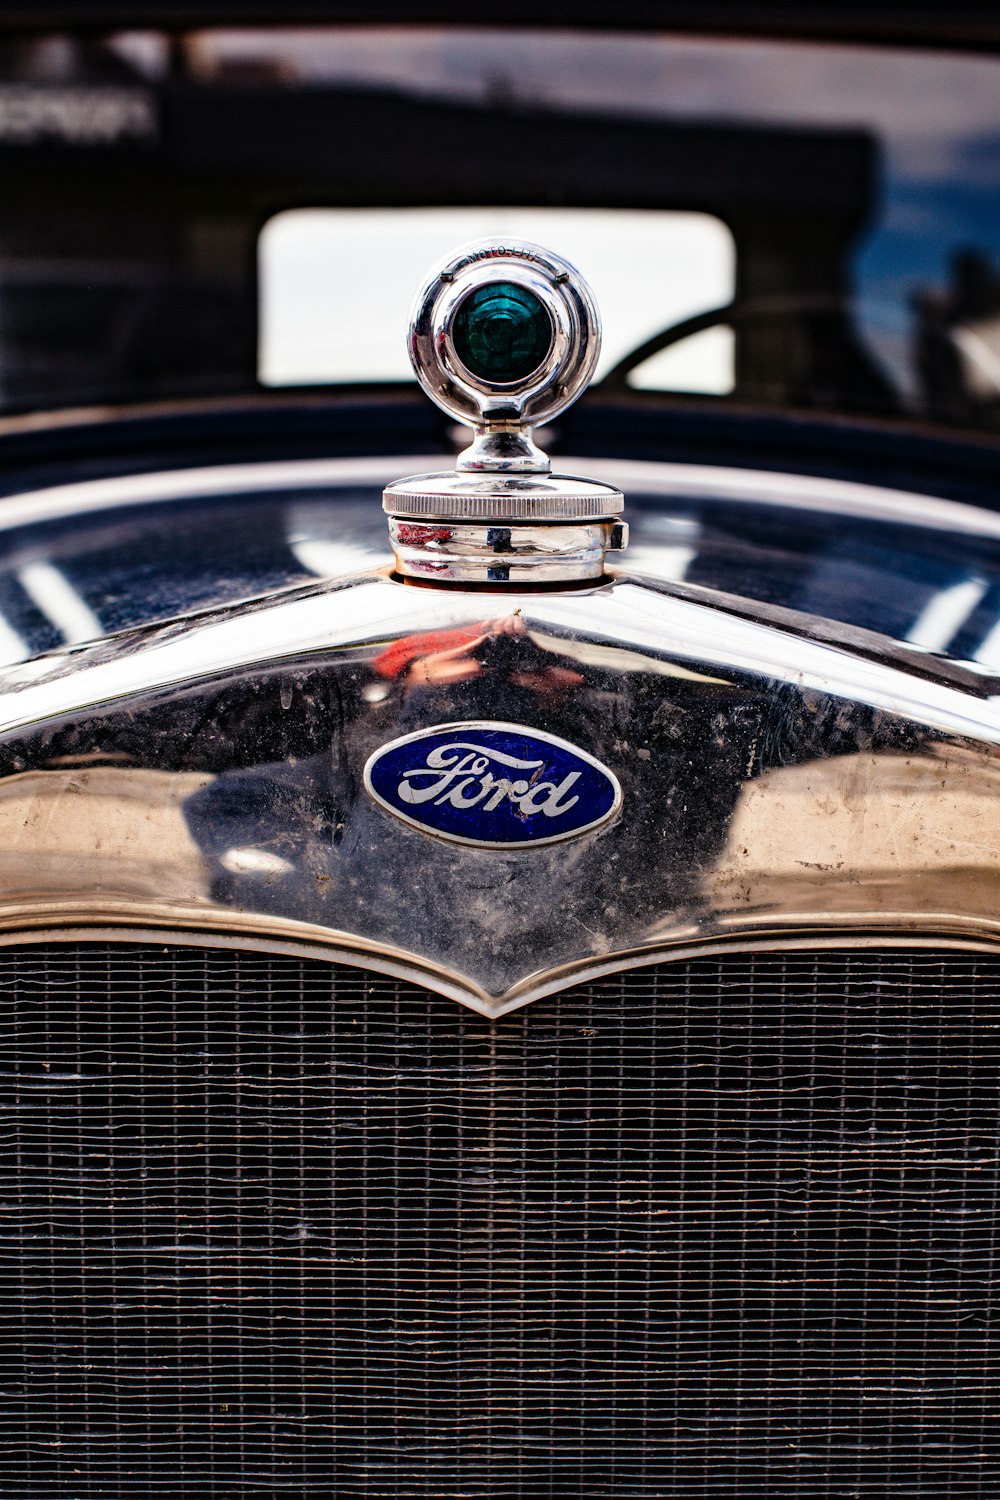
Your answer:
0;454;998;1014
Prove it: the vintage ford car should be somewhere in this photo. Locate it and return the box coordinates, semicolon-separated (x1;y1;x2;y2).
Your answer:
1;8;1000;1500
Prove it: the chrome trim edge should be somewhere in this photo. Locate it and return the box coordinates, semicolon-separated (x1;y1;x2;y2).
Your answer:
0;909;997;1020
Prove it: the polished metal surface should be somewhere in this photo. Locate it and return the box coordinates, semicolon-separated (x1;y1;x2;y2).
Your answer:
386;516;627;583
0;452;997;1015
389;242;624;581
382;469;625;522
0;504;997;1015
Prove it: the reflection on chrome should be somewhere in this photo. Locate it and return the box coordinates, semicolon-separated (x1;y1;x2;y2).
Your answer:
219;847;296;876
975;614;1000;668
0;451;999;1009
620;501;699;581
535;582;1000;743
906;577;987;652
0;573;435;732
3;572;1000;748
0;555;994;1011
17;561;101;644
288;535;385;578
0;610;27;667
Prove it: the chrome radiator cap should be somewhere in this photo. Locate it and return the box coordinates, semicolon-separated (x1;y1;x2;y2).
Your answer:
383;240;626;584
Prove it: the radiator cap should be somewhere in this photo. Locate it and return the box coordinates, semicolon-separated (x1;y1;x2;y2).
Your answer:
384;240;626;585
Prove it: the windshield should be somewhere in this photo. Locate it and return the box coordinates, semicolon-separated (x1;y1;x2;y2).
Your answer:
0;26;998;438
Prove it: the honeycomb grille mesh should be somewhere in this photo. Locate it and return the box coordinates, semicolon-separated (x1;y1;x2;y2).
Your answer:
0;942;998;1497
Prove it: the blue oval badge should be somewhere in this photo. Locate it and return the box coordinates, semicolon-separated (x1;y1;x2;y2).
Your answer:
364;721;622;848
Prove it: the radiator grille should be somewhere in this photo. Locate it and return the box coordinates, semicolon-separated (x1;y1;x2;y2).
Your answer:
0;942;998;1497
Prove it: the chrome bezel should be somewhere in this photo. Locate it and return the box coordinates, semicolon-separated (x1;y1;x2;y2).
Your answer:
408;240;601;429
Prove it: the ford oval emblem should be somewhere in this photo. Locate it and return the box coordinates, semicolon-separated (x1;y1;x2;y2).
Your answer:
364;721;622;848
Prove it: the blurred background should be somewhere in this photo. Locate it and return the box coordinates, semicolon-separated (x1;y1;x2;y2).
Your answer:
0;23;994;431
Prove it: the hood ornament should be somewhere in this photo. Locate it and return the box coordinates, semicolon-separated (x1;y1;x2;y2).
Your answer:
384;240;626;585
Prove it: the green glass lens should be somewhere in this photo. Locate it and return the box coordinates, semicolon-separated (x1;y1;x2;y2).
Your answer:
452;281;552;384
